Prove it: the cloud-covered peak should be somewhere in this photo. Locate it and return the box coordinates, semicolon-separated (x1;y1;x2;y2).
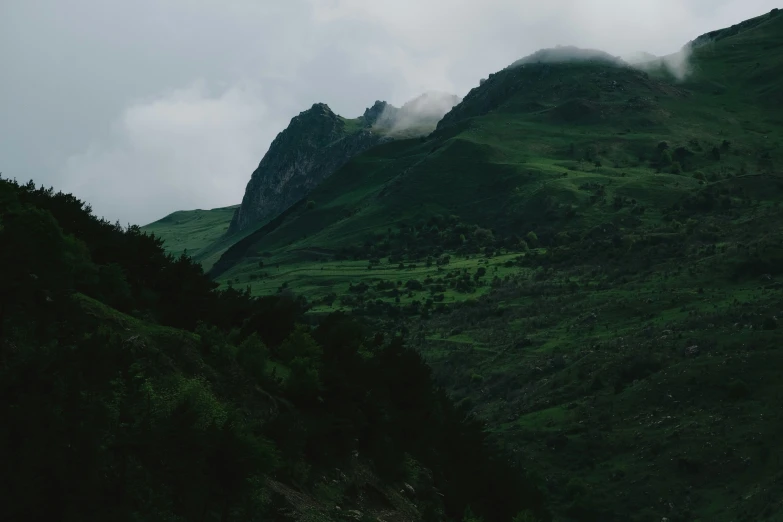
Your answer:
509;46;624;68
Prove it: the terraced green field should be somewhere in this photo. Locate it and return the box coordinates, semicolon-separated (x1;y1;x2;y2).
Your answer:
222;252;529;311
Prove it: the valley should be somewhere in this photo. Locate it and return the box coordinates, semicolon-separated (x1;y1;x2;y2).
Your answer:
136;7;783;521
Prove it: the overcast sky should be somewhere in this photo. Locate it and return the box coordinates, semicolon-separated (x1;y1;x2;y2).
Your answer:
1;1;779;225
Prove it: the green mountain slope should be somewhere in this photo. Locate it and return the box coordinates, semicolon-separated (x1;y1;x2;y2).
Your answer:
199;9;783;521
141;204;238;262
145;94;461;269
210;9;782;276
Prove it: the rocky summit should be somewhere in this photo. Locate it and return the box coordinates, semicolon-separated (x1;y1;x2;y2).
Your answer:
228;93;461;235
227;103;389;234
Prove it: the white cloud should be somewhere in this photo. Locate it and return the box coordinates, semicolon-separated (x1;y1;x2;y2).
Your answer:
61;82;288;225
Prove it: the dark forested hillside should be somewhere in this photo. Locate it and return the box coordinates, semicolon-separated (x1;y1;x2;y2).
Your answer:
0;178;548;522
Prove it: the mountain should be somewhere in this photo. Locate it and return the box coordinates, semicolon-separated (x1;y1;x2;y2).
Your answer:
227;95;461;236
210;9;782;279
227;102;386;234
209;51;694;277
143;94;460;268
194;9;783;521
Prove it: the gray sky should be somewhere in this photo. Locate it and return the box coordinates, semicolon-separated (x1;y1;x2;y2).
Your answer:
1;0;779;225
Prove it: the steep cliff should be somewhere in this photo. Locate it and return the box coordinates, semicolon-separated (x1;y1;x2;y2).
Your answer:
227;103;389;234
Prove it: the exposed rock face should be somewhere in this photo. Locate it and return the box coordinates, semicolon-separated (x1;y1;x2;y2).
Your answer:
228;103;387;234
362;101;396;126
228;93;460;234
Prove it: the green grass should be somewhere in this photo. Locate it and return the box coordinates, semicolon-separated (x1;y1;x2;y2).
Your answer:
413;246;783;520
222;252;525;307
142;205;238;261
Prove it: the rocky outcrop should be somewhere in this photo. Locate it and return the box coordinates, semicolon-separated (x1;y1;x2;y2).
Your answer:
228;103;388;234
228;93;460;234
362;100;396;127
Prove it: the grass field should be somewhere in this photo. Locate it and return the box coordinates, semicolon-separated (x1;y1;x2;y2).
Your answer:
222;252;530;310
142;205;238;260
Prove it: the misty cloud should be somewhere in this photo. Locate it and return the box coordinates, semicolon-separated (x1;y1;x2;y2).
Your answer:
374;92;462;136
508;45;695;81
629;45;694;81
509;46;625;68
659;46;694;80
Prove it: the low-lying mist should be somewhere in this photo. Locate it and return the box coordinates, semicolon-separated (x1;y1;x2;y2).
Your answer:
371;92;462;137
506;43;695;81
630;44;693;81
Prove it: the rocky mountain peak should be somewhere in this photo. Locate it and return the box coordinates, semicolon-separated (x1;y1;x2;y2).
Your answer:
227;102;386;234
362;101;395;126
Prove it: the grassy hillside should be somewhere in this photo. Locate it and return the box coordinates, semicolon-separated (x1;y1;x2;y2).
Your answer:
209;9;782;277
142;205;238;261
198;9;783;521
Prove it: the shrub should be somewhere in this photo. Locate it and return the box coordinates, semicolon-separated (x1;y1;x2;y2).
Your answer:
279;327;320;363
237;334;268;383
285;356;321;402
405;279;424;291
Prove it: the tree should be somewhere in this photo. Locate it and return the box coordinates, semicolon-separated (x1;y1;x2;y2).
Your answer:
286;356;321;403
279;327;321;363
237;333;269;383
0;205;72;341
